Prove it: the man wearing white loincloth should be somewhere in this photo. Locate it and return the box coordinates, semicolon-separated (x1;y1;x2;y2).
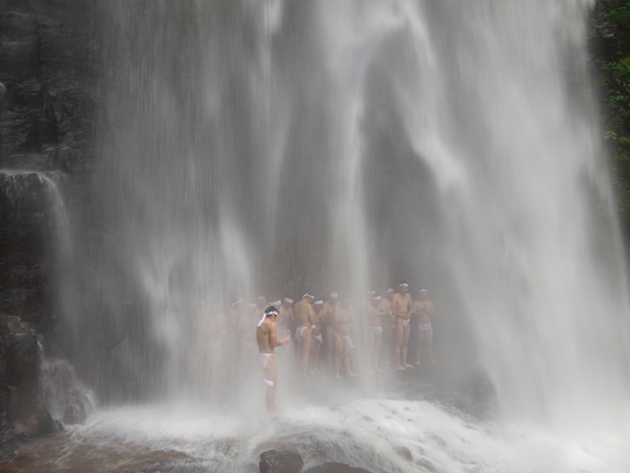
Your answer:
256;306;291;414
293;293;315;376
392;282;413;370
412;287;436;365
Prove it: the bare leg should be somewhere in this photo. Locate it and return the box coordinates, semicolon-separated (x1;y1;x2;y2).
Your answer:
302;327;312;376
394;319;404;370
403;324;412;368
416;327;425;365
333;331;343;378
382;322;394;367
326;325;334;372
343;338;355;376
262;356;277;415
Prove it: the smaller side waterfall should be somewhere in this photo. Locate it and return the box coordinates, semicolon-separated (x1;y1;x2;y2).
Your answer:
39;351;97;425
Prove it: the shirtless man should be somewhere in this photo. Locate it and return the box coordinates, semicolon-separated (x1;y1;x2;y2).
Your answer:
367;294;384;373
331;300;356;378
293;293;315;376
323;292;339;372
277;298;294;339
392;282;413;370
412;288;436;365
256;306;291;414
380;288;395;367
310;300;325;372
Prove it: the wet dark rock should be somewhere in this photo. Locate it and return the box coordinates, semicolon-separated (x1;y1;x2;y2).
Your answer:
259;450;304;473
303;462;373;473
13;401;61;437
0;315;67;442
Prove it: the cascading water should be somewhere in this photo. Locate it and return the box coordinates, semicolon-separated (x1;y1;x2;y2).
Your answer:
40;1;630;471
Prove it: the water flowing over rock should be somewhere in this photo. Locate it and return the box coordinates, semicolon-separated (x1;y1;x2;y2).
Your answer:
40;357;96;425
303;463;373;473
259;450;304;473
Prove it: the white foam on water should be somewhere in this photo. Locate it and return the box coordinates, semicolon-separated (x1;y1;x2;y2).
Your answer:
62;400;630;473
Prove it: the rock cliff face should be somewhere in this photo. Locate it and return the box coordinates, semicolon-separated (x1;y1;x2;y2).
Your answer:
0;0;100;331
0;0;100;440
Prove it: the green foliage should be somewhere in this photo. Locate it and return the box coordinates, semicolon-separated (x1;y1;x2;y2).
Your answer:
595;0;630;194
604;4;630;29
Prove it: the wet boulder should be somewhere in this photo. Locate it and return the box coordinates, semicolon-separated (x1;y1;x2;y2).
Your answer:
259;450;304;473
303;462;373;473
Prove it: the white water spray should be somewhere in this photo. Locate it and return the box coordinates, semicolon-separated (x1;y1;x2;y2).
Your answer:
52;1;630;461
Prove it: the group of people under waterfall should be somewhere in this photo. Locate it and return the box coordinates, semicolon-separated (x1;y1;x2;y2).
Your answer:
202;283;436;414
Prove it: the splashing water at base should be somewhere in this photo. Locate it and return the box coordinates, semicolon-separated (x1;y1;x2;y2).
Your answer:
5;400;630;473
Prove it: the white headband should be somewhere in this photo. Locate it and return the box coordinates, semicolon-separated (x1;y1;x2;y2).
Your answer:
303;293;314;299
257;308;279;327
329;292;339;299
372;296;382;301
385;288;394;294
284;298;294;304
313;300;323;306
399;283;409;288
419;289;427;293
270;300;281;306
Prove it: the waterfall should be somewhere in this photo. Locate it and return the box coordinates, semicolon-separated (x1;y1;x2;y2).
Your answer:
73;0;630;426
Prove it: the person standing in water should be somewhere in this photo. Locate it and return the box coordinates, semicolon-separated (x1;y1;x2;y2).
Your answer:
277;298;294;339
412;287;436;365
380;288;395;367
392;282;413;370
256;306;291;414
323;292;339;372
293;293;315;376
331;299;356;378
367;294;384;373
310;300;325;373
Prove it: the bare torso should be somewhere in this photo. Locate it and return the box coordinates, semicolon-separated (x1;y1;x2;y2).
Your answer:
278;305;293;330
414;299;435;324
293;299;313;327
392;293;412;320
256;319;276;354
331;304;352;335
380;298;394;325
311;307;324;335
368;302;383;327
